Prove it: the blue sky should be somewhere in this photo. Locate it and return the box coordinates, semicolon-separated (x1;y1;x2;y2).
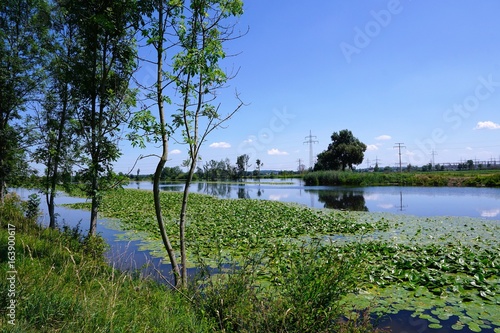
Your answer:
115;0;500;175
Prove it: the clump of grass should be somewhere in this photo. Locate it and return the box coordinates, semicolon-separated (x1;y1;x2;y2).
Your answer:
189;243;383;333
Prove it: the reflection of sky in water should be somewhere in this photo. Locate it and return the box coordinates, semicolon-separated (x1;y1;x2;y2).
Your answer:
480;208;500;218
126;180;500;220
11;188;176;281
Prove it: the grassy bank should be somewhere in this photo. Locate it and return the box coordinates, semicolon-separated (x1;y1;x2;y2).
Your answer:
1;192;380;332
66;189;500;332
303;170;500;187
0;193;212;332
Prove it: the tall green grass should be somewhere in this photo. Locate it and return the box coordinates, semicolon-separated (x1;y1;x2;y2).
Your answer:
0;193;210;332
303;170;500;187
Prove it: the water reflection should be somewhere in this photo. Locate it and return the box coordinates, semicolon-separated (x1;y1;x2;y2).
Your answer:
160;184;184;192
125;181;500;220
237;185;250;199
480;208;500;218
308;190;368;211
196;182;232;198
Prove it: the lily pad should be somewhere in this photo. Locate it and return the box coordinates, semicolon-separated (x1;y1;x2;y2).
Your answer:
468;322;482;332
429;323;443;329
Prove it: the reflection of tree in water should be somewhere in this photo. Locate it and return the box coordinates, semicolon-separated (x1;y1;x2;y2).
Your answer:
160;184;184;192
316;191;368;211
198;182;232;198
237;185;250;199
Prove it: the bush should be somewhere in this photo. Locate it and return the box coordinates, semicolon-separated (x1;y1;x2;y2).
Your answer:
277;242;365;332
189;242;380;333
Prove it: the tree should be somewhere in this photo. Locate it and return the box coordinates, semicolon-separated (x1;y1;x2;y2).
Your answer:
255;158;263;177
314;129;367;171
0;0;50;202
467;159;474;170
63;0;139;236
129;0;183;285
236;154;250;178
172;0;244;287
129;0;244;288
31;3;78;228
160;166;182;180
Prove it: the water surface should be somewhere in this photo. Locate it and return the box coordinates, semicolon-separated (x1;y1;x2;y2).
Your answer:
126;179;500;220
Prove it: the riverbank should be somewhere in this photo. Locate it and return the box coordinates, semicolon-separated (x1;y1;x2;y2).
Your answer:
303;170;500;187
65;189;500;332
1;192;381;332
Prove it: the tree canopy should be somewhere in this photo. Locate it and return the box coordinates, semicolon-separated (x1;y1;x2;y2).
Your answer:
314;129;367;171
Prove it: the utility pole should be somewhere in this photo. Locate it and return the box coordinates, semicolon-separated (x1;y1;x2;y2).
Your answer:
297;158;305;173
373;156;382;171
431;150;438;168
304;130;318;170
393;143;406;173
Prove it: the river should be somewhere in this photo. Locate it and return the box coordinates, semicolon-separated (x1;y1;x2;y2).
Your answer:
10;183;500;332
126;179;500;220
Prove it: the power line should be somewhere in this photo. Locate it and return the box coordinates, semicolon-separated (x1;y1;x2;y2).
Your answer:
431;150;438;167
393;143;406;173
303;130;318;170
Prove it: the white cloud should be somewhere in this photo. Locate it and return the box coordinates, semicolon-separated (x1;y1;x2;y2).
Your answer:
375;135;392;141
209;142;231;148
170;149;181;155
367;144;379;151
474;121;500;130
378;204;394;209
267;148;289;156
480;209;500;218
269;194;289;201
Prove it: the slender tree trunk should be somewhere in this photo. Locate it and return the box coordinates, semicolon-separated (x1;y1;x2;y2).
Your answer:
48;192;55;228
0;132;8;204
47;86;69;229
89;163;99;236
0;182;5;204
153;3;181;287
179;157;197;287
153;153;181;286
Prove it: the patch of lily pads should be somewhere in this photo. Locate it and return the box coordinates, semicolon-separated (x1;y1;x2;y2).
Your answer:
65;189;500;331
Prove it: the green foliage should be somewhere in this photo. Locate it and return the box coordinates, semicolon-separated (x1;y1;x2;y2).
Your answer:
60;0;139;235
127;109;167;149
315;130;367;171
23;193;40;220
190;248;379;333
0;193;38;231
0;0;50;198
161;166;184;180
277;242;364;332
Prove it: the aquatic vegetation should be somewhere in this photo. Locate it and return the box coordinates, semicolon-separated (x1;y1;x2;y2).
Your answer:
65;189;500;331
